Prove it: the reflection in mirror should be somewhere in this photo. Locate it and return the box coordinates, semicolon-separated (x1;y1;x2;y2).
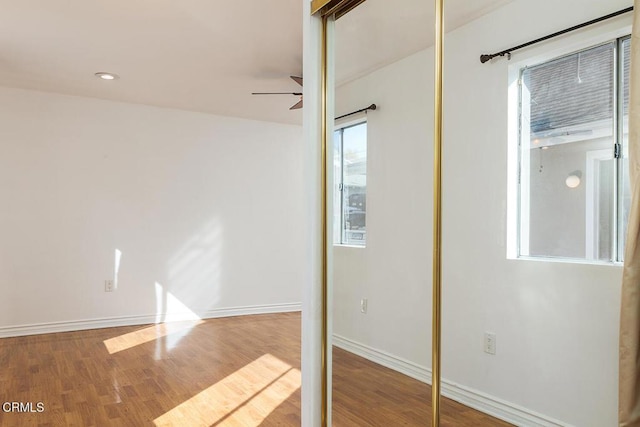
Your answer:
324;0;632;425
330;3;437;424
323;0;626;425
329;5;430;425
333;122;368;247
327;0;427;424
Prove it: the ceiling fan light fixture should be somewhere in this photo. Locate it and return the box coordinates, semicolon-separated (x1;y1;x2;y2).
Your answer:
95;72;119;81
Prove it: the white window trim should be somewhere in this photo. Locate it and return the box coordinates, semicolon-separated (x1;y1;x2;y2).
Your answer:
506;18;632;264
333;118;367;248
585;148;614;261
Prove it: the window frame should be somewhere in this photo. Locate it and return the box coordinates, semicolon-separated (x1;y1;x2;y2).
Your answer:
507;24;632;265
333;119;367;248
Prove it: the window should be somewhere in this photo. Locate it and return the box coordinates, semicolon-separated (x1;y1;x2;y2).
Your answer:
333;121;367;246
518;36;630;262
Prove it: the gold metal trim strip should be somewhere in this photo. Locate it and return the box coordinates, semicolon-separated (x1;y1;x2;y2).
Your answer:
311;0;367;19
314;0;445;423
432;0;444;426
320;15;329;427
311;0;331;15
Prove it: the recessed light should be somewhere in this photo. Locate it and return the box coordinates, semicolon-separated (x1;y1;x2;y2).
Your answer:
95;72;119;80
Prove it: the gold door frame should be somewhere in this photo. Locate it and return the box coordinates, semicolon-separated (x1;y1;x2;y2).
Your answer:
310;1;445;425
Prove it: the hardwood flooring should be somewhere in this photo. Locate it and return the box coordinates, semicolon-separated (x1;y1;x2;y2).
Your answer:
0;312;512;426
332;347;512;426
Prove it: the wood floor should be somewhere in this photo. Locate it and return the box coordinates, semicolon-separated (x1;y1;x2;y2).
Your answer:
0;312;512;426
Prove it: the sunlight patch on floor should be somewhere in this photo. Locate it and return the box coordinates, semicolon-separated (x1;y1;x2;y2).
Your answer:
153;353;301;427
103;320;204;354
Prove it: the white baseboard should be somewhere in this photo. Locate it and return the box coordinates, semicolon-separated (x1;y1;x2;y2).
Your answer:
332;334;570;427
0;302;301;338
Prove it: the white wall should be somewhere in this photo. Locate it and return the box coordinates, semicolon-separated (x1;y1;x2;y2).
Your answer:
0;87;304;330
333;46;432;365
333;0;631;425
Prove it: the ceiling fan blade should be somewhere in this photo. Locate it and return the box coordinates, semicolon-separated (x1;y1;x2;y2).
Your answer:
290;99;303;110
252;92;302;95
252;76;303;110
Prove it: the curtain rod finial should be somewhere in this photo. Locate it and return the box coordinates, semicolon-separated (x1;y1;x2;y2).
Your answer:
480;54;493;63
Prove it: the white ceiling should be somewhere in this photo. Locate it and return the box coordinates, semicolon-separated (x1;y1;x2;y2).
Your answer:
335;0;513;86
0;0;510;125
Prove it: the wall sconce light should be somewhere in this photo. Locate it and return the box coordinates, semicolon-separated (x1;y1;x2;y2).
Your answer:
95;72;119;80
566;170;582;188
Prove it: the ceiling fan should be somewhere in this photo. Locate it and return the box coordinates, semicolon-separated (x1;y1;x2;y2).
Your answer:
252;76;303;110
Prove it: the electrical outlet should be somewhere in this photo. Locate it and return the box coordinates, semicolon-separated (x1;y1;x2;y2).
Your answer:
360;298;368;314
484;332;496;355
105;280;114;292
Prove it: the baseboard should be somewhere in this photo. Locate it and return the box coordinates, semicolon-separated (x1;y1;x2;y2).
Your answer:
0;302;301;338
332;334;570;427
333;333;432;383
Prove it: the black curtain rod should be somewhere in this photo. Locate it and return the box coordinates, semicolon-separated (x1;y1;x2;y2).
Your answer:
335;103;376;120
480;6;634;64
